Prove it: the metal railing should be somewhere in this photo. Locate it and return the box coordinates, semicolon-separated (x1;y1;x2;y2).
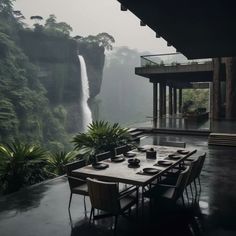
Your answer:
140;53;212;67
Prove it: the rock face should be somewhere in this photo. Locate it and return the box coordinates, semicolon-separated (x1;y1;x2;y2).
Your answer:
19;30;105;133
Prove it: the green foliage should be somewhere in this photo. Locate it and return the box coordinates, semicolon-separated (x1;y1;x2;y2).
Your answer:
182;89;209;113
72;121;131;162
0;141;47;193
0;0;13;19
82;32;115;51
46;151;78;176
44;14;72;36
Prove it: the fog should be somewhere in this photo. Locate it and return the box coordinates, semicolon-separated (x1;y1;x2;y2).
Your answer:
14;0;175;53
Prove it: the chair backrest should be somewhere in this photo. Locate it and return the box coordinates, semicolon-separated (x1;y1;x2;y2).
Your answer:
159;140;186;148
115;145;130;156
87;178;120;214
173;166;190;200
96;151;111;161
65;159;86;190
195;152;206;178
187;157;201;184
65;159;86;175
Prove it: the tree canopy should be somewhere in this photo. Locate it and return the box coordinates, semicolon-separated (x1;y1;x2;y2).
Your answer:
82;32;115;51
44;14;72;36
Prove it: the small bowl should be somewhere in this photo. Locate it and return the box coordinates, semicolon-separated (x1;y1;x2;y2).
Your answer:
128;158;140;165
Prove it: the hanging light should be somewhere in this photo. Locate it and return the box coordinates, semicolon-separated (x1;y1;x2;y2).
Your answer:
140;20;146;26
120;4;127;11
156;32;160;38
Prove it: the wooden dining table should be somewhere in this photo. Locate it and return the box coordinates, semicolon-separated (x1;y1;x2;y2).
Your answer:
72;145;197;214
72;145;197;187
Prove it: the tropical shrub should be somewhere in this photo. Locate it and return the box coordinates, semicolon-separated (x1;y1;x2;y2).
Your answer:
0;141;48;194
72;121;132;162
46;151;78;176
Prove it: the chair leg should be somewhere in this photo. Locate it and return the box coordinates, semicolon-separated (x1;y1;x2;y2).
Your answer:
181;195;186;208
83;196;87;216
68;193;72;209
136;189;139;218
185;188;190;206
89;207;94;224
189;184;194;205
198;177;202;192
114;215;118;232
193;180;198;203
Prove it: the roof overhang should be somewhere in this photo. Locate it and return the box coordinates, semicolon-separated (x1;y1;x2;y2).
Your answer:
117;0;236;59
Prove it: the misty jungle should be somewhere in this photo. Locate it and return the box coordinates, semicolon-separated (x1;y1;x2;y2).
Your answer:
0;0;208;194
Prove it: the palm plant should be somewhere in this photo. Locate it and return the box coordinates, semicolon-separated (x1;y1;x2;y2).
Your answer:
72;121;132;163
46;151;78;176
0;141;47;194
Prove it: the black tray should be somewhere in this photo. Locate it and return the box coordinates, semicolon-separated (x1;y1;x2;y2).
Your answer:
111;157;125;163
92;162;109;170
177;149;189;155
156;160;173;166
124;152;136;158
168;154;182;160
142;168;160;175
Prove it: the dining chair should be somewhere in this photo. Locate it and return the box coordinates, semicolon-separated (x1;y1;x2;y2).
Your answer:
161;153;206;205
96;151;111;161
193;153;206;198
87;178;139;232
159;140;186;148
65;159;89;214
114;145;131;156
143;166;190;210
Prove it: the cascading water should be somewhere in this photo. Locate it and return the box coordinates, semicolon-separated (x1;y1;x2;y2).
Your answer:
78;55;92;131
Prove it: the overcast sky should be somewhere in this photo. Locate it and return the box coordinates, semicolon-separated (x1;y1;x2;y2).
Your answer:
14;0;175;54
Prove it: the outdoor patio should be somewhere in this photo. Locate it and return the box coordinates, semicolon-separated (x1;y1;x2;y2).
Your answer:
0;134;236;236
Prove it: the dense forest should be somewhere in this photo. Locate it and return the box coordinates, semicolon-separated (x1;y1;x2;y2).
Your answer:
0;0;113;151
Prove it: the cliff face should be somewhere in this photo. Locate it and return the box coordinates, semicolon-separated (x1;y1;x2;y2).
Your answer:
19;30;105;134
19;30;105;101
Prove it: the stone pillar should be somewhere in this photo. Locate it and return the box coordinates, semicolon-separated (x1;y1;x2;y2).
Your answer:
153;83;158;128
169;86;173;115
163;83;166;116
159;82;163;118
179;88;182;113
212;58;221;119
173;87;177;114
225;57;236;120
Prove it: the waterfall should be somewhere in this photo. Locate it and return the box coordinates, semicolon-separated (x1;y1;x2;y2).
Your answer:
78;55;92;131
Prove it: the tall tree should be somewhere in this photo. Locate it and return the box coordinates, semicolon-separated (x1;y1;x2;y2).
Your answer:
82;32;115;51
44;14;72;36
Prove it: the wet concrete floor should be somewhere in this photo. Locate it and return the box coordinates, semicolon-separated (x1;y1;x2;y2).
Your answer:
0;134;236;236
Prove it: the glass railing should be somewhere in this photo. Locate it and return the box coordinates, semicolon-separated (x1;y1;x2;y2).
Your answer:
125;115;210;131
140;53;212;67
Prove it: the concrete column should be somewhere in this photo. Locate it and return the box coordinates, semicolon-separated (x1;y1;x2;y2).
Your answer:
212;58;221;119
153;83;158;128
179;88;182;113
159;82;163;118
173;87;177;114
163;83;166;116
225;57;236;119
169;86;173;115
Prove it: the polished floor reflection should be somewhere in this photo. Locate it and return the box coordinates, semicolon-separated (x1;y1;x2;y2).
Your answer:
1;134;236;236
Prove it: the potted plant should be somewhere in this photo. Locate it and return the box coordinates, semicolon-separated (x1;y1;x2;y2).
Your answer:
72;121;133;164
